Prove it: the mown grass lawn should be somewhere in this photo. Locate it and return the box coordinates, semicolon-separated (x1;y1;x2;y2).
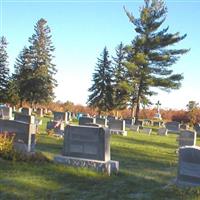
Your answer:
1;117;200;200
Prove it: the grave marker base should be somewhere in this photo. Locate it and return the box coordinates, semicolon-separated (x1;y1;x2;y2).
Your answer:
110;130;127;136
54;155;119;175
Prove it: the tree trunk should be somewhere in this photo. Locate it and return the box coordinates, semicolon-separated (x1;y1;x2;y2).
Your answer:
135;98;140;124
135;79;143;124
131;101;135;118
20;99;23;107
116;110;119;118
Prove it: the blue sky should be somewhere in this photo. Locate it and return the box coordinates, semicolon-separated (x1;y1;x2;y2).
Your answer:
0;0;200;110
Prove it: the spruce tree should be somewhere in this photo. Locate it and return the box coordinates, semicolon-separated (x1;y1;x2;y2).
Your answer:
87;47;114;113
13;47;33;106
0;36;9;103
28;18;57;105
112;42;129;111
124;0;189;122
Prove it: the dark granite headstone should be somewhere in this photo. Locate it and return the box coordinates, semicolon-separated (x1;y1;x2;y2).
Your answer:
124;118;135;128
140;127;152;135
108;119;125;132
79;117;96;126
96;117;107;127
53;111;68;123
177;146;200;186
165;121;180;133
178;130;196;147
14;112;35;124
0;107;12;120
130;125;140;132
158;128;168;136
63;125;110;161
21;107;32;116
0;119;36;152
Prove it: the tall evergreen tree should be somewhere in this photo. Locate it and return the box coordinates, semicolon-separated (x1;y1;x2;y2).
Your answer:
0;36;9;103
124;0;189;122
13;47;33;106
28;18;57;105
112;42;129;111
13;18;57;107
87;47;114;113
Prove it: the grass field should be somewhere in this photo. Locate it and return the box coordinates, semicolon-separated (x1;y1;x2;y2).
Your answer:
1;117;200;200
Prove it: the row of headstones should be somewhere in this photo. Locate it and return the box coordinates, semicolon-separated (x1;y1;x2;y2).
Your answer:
130;125;168;136
0;106;49;119
175;130;200;186
78;117;127;136
52;112;197;134
126;122;200;186
78;117;180;136
0;106;49;153
2;108;199;178
53;124;196;176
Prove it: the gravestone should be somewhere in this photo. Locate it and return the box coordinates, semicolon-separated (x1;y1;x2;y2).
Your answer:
140;127;152;135
67;111;72;121
135;120;144;126
107;115;117;122
124;118;135;128
14;112;35;124
0;119;36;152
53;111;68;123
108;119;127;136
158;128;168;136
71;112;76;119
79;117;96;126
177;146;200;186
54;125;119;175
180;124;189;130
153;121;162;127
165;121;180;133
21;107;32;116
46;120;65;137
143;119;151;126
178;130;196;147
96;117;107;127
37;108;43;117
0;106;12;120
194;124;200;135
130;125;140;132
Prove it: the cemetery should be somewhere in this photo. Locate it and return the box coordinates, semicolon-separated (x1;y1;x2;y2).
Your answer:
1;107;200;199
1;0;200;199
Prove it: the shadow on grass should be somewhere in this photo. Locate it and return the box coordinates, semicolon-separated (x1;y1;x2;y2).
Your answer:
0;160;173;200
112;146;176;170
114;135;178;149
36;142;62;155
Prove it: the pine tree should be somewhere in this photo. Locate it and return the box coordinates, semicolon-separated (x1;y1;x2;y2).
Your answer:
124;0;189;122
87;47;114;113
0;36;10;103
28;18;57;105
13;47;33;106
112;42;129;111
